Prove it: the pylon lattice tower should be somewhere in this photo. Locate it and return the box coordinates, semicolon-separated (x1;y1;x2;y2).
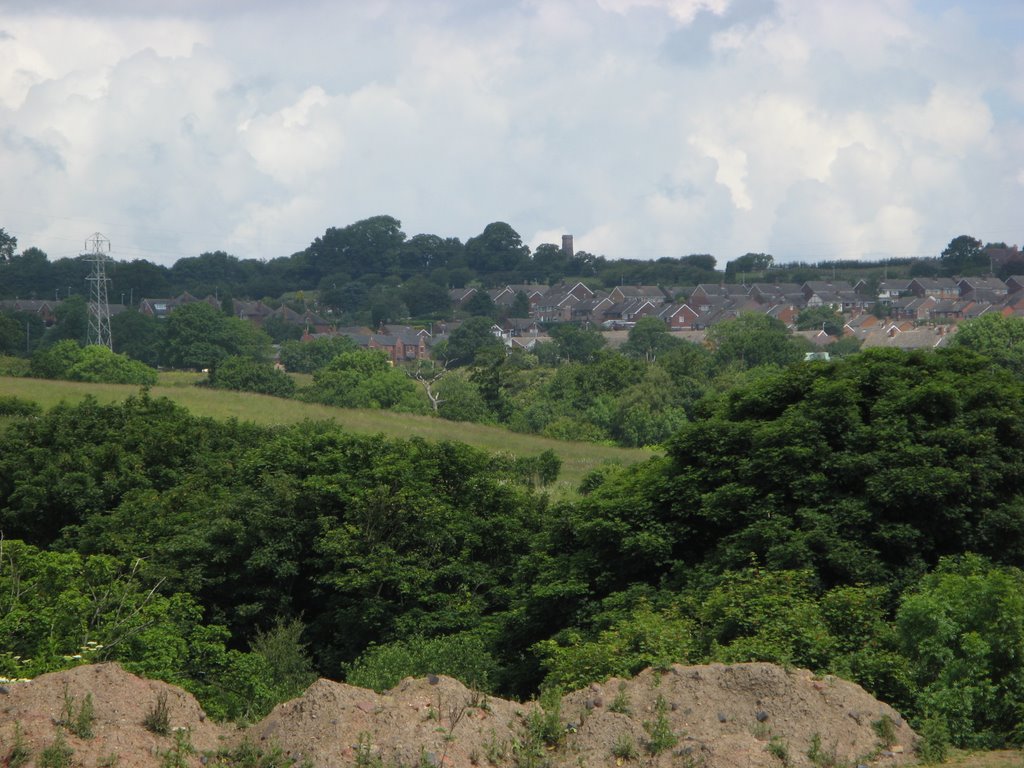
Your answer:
85;232;113;349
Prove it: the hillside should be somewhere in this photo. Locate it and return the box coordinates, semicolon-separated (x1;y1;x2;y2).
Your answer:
0;375;651;494
1;662;918;768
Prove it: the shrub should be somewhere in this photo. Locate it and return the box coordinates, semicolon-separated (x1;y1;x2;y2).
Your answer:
0;395;40;417
346;634;499;693
143;692;171;736
611;734;638;760
38;730;73;768
207;356;296;397
644;695;677;755
6;721;31;768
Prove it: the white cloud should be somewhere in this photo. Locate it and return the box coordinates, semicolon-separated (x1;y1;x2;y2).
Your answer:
1;0;1022;267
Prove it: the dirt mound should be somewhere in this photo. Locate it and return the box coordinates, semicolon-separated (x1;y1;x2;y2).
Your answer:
251;675;525;767
560;663;916;768
0;662;917;768
0;662;226;765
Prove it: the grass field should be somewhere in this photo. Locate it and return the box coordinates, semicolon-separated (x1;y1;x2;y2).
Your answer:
0;375;654;495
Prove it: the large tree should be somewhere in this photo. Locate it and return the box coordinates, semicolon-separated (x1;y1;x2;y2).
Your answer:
940;235;984;276
162;301;271;370
706;313;806;369
464;222;530;274
0;227;17;261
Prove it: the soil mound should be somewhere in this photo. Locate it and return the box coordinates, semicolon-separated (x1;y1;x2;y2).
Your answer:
0;662;225;765
0;662;917;768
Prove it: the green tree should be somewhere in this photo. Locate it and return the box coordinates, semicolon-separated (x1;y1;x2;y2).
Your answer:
444;316;504;366
162;302;271;370
621;317;680;362
706;313;805;369
346;633;499;693
278;335;356;373
548;323;606;363
510;290;532;318
29;339;84;378
940;235;985;276
302;348;425;410
0;227;17;261
796;305;844;337
400;275;451;317
111;309;163;366
45;295;89;345
949;313;1024;374
436;373;493;423
897;555;1024;748
465;222;530;274
462;290;498;319
725;252;773;281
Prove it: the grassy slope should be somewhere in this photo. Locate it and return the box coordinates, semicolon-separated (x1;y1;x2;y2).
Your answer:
0;375;654;495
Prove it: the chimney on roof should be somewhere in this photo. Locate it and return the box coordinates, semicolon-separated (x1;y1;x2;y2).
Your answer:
561;234;574;258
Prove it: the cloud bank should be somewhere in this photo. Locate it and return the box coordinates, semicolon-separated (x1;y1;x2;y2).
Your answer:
1;0;1021;266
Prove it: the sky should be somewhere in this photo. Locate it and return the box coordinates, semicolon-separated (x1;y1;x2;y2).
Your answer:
1;0;1022;268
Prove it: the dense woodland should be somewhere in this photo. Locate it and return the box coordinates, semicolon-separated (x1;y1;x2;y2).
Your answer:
6;342;1024;752
4;221;1024;755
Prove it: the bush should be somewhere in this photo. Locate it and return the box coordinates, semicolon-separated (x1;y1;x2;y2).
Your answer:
345;634;499;693
0;395;40;417
208;356;296;397
143;692;171;735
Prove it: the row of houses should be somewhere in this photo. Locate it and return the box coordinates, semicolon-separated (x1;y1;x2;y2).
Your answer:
10;273;1024;362
450;275;1024;332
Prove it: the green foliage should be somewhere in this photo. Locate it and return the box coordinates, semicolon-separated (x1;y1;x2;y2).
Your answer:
38;729;73;768
443;317;504;367
30;341;158;384
249;618;317;702
208;739;313;768
160;728;196;768
916;716;950;764
949;313;1024;374
766;737;790;765
61;684;95;739
278;336;356;373
609;682;631;714
524;690;563;749
548;323;606;363
643;695;678;755
871;715;896;747
620;317;684;362
0;395;40;416
706;313;805;369
68;345;158;385
796;306;843;337
698;569;835;670
6;722;32;768
30;339;84;378
208;356;296;397
346;634;500;693
301;348;425;411
535;599;694;691
896;555;1024;748
806;734;841;768
162;301;271;370
435;373;493;423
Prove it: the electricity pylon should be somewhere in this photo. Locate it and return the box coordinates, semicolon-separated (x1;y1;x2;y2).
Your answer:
85;232;113;349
